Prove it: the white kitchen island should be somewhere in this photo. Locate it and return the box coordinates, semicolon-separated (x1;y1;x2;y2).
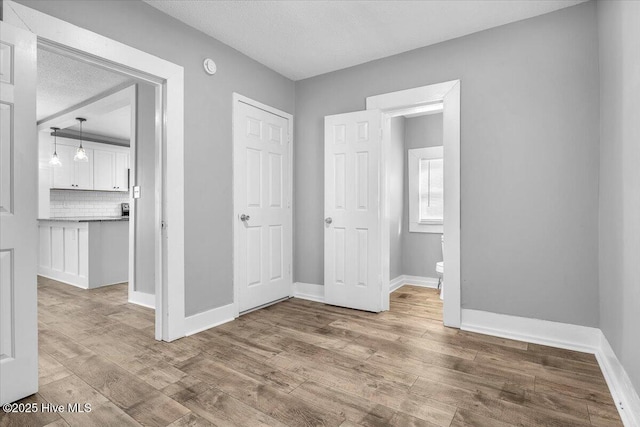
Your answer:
38;217;129;289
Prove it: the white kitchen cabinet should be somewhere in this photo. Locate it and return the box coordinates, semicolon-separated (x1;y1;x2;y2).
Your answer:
38;218;129;289
93;149;115;191
51;143;94;190
49;140;129;192
51;144;74;189
115;152;130;191
93;149;129;192
75;149;94;189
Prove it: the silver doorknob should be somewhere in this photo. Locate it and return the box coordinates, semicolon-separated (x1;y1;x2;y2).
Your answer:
240;214;250;221
325;217;332;225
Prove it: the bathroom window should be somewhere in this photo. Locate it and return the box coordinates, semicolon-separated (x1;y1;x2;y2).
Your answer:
408;146;444;233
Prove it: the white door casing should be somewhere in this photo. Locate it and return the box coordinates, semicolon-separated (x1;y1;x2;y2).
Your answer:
324;110;382;312
366;80;461;326
233;96;292;313
0;22;38;405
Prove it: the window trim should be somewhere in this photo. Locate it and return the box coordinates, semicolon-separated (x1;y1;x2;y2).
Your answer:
408;146;444;233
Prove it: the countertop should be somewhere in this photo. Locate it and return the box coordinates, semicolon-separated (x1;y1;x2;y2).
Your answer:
38;217;130;222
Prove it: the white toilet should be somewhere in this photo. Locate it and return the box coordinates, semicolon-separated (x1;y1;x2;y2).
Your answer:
436;235;444;300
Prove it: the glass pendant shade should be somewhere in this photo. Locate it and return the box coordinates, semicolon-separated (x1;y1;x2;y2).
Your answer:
49;152;62;167
49;127;62;167
73;117;88;162
74;146;88;162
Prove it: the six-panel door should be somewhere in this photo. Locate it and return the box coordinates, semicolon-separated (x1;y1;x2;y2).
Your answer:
324;110;382;312
235;101;291;313
0;22;39;405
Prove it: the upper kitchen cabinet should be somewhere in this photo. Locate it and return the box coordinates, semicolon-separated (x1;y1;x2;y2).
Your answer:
51;141;94;189
94;148;130;192
115;152;130;191
50;139;129;192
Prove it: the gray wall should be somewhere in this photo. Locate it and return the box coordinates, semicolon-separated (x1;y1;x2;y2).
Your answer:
134;83;156;295
17;0;295;316
294;2;600;327
402;114;443;278
597;0;640;392
388;117;404;280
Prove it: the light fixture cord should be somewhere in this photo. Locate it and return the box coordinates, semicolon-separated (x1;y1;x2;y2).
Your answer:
79;121;84;148
53;129;57;154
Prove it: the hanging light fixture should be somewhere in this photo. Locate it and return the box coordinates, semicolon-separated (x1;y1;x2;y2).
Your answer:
48;127;62;167
73;117;88;162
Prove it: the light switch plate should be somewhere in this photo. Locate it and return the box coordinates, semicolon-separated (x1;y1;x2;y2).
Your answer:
133;186;141;199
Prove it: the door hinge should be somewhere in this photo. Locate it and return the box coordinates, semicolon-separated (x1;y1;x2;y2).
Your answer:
161;221;167;230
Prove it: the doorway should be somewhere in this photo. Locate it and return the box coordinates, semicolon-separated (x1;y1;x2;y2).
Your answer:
1;0;185;405
232;94;293;315
321;80;460;326
35;46;159;308
3;0;186;342
368;80;461;327
387;111;445;321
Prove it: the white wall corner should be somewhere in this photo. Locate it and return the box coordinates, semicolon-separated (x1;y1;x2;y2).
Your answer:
596;331;640;427
184;303;236;336
293;282;325;303
390;275;439;293
128;290;155;309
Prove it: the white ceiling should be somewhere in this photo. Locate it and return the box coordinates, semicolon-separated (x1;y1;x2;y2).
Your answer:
144;0;587;81
37;48;134;121
65;105;132;141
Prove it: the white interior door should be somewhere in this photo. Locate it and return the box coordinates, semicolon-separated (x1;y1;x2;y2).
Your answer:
324;110;382;312
0;22;38;404
234;100;291;313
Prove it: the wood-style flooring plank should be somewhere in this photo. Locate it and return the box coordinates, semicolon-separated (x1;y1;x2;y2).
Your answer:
15;279;621;427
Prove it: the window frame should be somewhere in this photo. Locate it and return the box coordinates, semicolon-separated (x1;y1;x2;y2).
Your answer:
408;146;444;233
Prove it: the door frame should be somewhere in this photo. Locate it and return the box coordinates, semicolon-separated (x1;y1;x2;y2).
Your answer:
232;93;294;317
4;0;186;341
366;80;461;328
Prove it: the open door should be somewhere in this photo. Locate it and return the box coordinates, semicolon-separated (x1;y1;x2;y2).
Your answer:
324;110;382;312
0;22;38;404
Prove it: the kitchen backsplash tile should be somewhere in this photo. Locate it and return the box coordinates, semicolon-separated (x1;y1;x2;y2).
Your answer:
50;189;130;218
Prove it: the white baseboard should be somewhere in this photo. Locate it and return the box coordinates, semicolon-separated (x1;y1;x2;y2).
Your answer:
460;309;640;426
293;282;325;303
460;309;601;353
185;303;236;336
38;271;88;289
596;331;640;427
390;275;439;293
128;290;155;309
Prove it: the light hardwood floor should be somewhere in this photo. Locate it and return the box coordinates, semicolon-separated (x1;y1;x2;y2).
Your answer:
0;277;623;427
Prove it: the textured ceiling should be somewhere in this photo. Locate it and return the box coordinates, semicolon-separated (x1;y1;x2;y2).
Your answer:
144;0;587;80
37;48;134;121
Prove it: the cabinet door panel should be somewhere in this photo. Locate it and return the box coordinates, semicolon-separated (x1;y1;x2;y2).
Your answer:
75;148;93;190
114;152;129;191
51;144;75;189
93;149;115;191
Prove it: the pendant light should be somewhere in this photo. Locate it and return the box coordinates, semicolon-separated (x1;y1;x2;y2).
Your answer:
73;117;88;162
48;127;62;167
